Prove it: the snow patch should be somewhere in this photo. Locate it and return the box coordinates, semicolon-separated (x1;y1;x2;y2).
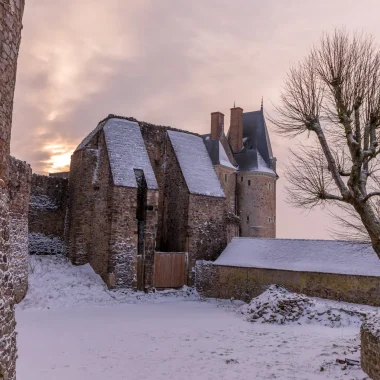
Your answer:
29;195;57;209
28;233;66;255
218;142;235;169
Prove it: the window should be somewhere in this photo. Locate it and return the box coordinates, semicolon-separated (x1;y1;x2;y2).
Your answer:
241;176;243;182
225;173;228;183
268;217;271;223
268;183;271;191
247;215;250;222
248;180;251;186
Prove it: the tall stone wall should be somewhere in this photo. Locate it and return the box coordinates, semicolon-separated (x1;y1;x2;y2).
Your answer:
0;1;26;379
140;122;192;253
237;172;276;238
187;194;226;284
214;165;239;242
9;157;31;303
29;174;68;255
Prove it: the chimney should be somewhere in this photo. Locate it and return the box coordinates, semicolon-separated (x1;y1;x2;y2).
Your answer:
229;106;243;152
211;112;224;140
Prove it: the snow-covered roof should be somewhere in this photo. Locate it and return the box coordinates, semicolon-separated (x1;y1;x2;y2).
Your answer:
168;130;225;197
103;119;158;189
214;238;380;277
219;142;235;169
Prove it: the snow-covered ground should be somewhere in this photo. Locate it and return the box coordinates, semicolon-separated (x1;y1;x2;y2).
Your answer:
16;256;374;379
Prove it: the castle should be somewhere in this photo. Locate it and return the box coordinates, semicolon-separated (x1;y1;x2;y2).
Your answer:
28;105;277;291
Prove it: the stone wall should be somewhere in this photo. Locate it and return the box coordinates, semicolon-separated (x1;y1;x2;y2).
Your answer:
361;314;380;380
237;172;276;238
0;1;26;379
214;165;239;242
9;157;31;303
187;194;226;284
195;262;380;306
29;174;68;254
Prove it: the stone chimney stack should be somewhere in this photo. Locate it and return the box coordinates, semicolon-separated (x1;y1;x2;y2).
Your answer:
229;106;243;152
211;112;224;140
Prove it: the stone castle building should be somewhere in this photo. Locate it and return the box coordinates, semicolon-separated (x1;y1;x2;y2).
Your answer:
29;105;277;291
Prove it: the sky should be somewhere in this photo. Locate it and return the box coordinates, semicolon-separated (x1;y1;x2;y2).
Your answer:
11;0;380;239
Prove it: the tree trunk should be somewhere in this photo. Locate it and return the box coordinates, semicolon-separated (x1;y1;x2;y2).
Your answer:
0;1;25;379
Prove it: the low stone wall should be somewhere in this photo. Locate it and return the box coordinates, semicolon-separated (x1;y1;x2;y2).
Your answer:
361;314;380;379
195;262;380;306
9;157;32;303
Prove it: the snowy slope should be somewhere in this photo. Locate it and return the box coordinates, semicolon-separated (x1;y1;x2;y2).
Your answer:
103;119;158;189
168;130;225;197
214;237;380;276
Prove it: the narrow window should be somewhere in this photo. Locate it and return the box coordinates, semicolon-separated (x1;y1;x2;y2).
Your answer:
225;173;228;183
248;180;251;186
241;176;243;182
268;183;271;191
247;216;250;222
268;217;271;223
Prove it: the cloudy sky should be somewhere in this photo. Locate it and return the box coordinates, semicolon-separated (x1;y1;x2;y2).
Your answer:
11;0;380;239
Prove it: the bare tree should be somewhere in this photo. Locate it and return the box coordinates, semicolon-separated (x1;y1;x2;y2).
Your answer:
272;29;380;258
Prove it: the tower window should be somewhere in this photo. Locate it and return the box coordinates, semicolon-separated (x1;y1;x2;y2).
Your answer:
225;174;228;182
241;176;243;182
247;216;250;222
268;183;271;191
248;180;251;186
269;217;271;223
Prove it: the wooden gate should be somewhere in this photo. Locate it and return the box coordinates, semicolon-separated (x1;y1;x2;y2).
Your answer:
153;252;187;288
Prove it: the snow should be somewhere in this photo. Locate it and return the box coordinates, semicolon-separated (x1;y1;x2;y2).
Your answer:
257;151;275;174
28;233;66;255
16;256;373;379
104;119;158;189
239;285;375;328
218;141;235;169
168;130;225;197
214;237;380;277
29;195;57;209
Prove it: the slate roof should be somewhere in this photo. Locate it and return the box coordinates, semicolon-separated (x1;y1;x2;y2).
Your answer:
75;118;158;190
233;109;275;174
202;136;236;169
168;130;225;197
214;238;380;277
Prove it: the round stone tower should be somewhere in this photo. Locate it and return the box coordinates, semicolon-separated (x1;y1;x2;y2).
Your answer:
228;104;277;238
236;171;277;238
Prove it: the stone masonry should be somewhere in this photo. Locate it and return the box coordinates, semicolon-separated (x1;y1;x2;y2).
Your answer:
0;0;26;379
8;156;31;303
29;174;68;255
361;314;380;380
